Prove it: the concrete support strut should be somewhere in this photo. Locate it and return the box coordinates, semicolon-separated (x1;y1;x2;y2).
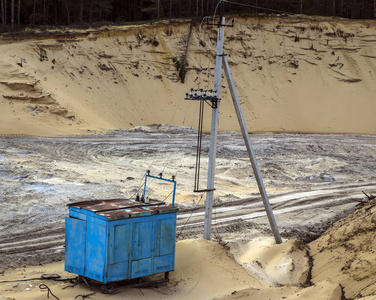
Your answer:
222;55;282;244
203;16;281;245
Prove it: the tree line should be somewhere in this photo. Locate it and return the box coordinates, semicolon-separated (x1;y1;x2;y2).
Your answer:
1;0;376;33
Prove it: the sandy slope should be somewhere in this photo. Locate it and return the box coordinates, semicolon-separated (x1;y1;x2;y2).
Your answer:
0;15;376;136
309;198;376;299
216;200;376;300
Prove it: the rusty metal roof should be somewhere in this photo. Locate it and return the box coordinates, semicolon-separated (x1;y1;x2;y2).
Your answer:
68;198;164;211
68;198;178;221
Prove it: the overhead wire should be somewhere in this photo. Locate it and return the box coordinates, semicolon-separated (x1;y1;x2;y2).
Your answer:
129;1;231;201
162;189;174;203
191;3;230;192
190;100;200;128
125;57;192;200
222;0;296;15
197;16;211;91
128;173;146;200
204;0;224;89
193;15;212;192
203;20;217;91
167;6;228;190
143;166;164;199
182;97;193;126
168;96;185;126
173;1;239;194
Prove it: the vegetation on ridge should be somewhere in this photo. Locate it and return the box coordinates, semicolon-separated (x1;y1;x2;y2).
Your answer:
1;0;376;34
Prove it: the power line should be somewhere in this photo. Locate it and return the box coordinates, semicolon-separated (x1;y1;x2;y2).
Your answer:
222;0;296;15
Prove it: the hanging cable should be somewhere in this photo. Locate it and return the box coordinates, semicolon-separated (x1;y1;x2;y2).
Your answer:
176;194;204;239
39;284;60;300
213;0;223;21
186;7;225;193
194;99;205;192
0;274;76;284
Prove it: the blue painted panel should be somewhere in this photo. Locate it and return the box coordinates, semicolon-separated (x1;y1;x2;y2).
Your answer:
66;203;178;283
85;221;106;282
156;217;176;256
81;209;102;219
69;207;81;212
107;261;129;282
132;220;153;260
69;210;87;221
153;254;174;274
108;224;131;264
109;218;133;227
86;215;108;226
65;217;86;276
131;258;152;278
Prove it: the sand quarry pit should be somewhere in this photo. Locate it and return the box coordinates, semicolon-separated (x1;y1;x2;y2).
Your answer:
0;128;375;299
0;14;376;300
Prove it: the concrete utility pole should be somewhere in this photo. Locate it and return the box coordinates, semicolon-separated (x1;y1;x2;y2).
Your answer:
203;16;225;240
203;15;282;244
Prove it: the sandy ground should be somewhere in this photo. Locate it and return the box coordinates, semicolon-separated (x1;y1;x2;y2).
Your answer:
0;127;375;299
1;200;376;300
0;239;304;300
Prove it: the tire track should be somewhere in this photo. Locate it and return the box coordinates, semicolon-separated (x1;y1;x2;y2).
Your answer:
1;132;375;268
0;183;373;257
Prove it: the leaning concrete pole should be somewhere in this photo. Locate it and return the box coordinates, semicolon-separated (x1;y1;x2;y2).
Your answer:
203;16;225;240
223;55;282;244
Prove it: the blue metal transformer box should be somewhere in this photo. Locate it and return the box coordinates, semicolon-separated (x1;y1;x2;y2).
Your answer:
65;198;178;283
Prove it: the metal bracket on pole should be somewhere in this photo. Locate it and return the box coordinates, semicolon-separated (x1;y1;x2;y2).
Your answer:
222;55;282;244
